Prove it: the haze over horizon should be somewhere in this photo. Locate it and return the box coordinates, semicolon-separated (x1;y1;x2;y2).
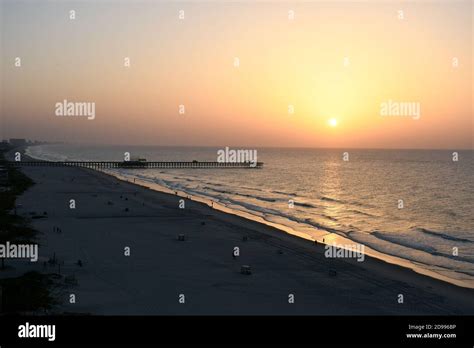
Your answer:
14;142;474;151
1;0;472;149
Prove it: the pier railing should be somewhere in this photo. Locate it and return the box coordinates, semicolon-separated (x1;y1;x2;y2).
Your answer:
1;160;263;169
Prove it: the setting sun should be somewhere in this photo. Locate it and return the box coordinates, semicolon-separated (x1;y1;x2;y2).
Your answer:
328;118;338;127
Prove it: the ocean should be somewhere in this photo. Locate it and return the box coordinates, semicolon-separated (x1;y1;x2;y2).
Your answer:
26;144;474;284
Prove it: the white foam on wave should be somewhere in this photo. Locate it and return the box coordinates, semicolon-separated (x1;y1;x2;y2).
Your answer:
26;145;69;162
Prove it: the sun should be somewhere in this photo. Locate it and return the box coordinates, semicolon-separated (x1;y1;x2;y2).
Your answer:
328;118;338;127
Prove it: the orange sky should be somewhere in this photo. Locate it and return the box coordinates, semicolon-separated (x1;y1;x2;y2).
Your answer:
1;0;472;149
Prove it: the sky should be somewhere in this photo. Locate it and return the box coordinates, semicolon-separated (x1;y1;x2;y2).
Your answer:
0;0;472;149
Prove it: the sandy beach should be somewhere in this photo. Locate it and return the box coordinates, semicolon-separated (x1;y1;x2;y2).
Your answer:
0;158;470;316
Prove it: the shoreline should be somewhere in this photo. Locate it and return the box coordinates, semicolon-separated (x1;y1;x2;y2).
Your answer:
4;149;474;314
24;147;474;289
104;168;474;290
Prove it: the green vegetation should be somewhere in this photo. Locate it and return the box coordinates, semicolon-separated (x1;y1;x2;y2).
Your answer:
0;271;59;313
0;161;34;212
0;148;37;268
0;146;60;313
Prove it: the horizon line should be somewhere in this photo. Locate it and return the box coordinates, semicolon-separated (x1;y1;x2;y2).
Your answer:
18;141;474;151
